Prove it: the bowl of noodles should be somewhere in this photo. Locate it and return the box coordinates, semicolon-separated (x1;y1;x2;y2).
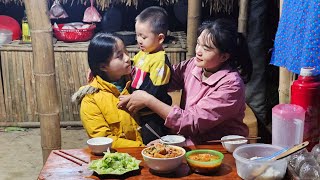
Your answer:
141;143;186;173
185;149;224;174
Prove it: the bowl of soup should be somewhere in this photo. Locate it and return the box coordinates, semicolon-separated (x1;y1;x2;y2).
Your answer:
185;149;224;174
141;143;186;173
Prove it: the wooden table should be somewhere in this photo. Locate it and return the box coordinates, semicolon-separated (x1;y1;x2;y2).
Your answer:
38;144;241;180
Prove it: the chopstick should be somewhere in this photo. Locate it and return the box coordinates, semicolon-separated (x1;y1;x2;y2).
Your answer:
59;150;89;164
207;136;261;143
53;151;82;166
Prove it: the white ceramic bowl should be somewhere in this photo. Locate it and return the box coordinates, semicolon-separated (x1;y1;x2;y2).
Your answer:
142;144;186;173
221;135;248;153
233;143;288;180
87;137;113;155
159;135;186;147
0;29;12;45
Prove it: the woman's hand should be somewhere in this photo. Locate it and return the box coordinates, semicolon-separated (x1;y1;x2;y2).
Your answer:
121;90;151;114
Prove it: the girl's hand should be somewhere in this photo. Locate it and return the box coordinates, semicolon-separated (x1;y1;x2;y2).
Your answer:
125;90;151;114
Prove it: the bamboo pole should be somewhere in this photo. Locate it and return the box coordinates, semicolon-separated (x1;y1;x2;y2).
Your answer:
0;121;82;128
238;0;248;35
278;0;293;103
186;0;201;59
23;0;61;163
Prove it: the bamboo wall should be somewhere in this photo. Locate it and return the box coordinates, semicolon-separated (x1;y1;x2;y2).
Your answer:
0;31;187;123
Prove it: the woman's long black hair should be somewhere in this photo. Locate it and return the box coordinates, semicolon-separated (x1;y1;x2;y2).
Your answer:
87;33;120;82
198;18;252;83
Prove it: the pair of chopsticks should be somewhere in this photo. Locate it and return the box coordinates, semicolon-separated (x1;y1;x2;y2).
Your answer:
53;150;88;166
206;136;261;143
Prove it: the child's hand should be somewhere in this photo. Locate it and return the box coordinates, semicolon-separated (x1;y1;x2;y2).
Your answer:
118;95;131;108
122;90;150;114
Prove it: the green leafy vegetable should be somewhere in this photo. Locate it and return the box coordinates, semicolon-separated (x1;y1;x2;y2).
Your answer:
88;152;141;175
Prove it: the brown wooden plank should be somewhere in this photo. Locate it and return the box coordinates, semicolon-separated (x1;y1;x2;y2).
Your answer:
60;52;70;122
0;53;5;121
1;52;11;122
7;51;15;122
54;52;64;122
65;52;74;122
22;51;36;122
16;51;26;122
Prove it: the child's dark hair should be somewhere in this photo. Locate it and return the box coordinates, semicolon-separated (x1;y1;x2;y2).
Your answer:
88;33;120;81
135;6;168;36
199;19;252;83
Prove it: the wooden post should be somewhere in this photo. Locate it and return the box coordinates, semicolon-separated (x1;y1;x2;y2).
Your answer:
278;0;293;103
23;0;61;163
186;0;201;59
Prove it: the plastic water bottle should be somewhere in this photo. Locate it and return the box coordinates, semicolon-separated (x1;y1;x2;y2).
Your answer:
22;11;31;43
291;67;320;150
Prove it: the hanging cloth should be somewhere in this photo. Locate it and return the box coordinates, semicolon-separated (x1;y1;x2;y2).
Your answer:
270;0;320;75
49;0;68;19
83;0;101;23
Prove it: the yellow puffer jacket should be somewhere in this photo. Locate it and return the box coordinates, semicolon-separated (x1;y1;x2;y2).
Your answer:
76;76;144;148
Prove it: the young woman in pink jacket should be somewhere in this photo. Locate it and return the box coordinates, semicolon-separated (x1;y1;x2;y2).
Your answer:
119;19;252;146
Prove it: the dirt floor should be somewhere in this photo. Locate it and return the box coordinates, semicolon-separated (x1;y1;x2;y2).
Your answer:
0;127;88;180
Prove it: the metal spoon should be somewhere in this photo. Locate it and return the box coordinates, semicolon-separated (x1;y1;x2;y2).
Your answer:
145;123;169;143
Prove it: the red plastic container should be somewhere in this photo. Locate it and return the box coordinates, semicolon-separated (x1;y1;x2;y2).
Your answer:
291;67;320;150
53;23;96;42
0;15;21;40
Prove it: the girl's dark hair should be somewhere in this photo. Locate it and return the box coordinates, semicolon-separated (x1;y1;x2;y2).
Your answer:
88;33;120;81
198;18;252;83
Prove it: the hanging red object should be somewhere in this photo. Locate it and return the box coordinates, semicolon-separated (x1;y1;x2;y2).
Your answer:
291;67;320;150
0;15;21;40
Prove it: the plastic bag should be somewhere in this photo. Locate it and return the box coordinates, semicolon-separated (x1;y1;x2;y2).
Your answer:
83;0;101;22
50;0;68;19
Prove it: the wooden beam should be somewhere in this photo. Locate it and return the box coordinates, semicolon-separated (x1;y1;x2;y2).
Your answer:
23;0;61;163
186;0;201;59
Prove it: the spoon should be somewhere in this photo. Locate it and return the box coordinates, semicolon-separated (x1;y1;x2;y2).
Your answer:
145;123;169;143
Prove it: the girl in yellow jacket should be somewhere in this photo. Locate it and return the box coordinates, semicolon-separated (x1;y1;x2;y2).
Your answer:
72;33;144;148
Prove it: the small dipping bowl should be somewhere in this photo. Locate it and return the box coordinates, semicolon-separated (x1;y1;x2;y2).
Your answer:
87;137;113;155
185;149;224;174
160;135;186;147
221;135;248;153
